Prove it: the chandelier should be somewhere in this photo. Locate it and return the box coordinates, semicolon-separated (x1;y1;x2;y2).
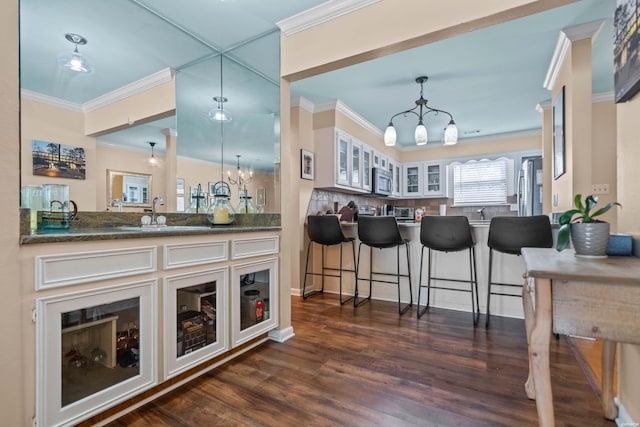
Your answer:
383;76;458;147
227;154;253;191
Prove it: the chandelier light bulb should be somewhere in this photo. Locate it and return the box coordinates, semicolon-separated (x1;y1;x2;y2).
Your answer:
444;120;459;145
384;123;397;146
415;122;428;146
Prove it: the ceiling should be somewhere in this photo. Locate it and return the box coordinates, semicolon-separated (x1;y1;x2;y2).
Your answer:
20;0;617;167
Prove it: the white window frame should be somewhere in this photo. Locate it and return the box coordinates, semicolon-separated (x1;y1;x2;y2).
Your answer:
449;157;513;206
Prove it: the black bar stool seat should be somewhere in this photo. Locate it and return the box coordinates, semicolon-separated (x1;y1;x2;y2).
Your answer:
486;215;553;327
417;216;479;325
303;215;356;304
355;216;413;315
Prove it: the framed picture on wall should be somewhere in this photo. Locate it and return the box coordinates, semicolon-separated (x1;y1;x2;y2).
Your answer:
614;0;640;103
301;149;314;180
553;86;566;180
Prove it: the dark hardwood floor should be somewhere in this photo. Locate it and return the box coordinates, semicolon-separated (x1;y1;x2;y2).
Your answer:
107;295;615;426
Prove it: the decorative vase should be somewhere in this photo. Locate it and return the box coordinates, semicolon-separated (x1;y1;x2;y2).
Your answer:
570;222;610;258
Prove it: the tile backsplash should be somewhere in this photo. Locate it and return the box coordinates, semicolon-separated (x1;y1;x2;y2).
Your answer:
306;189;516;221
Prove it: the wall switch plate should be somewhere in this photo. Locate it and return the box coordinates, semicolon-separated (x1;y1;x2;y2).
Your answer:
592;184;610;194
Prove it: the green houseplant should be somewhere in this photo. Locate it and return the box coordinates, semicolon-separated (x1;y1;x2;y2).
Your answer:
556;194;621;256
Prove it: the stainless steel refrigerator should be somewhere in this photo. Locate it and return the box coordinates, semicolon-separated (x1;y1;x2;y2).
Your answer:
518;156;543;216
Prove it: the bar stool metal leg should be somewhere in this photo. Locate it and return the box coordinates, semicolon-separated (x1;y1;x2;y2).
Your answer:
469;247;479;326
338;241;355;305
397;243;412;315
302;240;324;299
354;242;372;307
486;248;494;327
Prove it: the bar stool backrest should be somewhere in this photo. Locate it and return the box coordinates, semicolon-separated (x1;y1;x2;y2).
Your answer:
307;215;347;246
358;216;403;248
487;215;553;255
420;216;474;252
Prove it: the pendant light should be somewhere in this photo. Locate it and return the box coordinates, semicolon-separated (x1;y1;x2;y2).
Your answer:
57;33;94;74
148;142;158;165
209;96;232;122
384;76;458;146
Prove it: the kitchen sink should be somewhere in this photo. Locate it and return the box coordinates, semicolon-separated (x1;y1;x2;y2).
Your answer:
117;225;212;232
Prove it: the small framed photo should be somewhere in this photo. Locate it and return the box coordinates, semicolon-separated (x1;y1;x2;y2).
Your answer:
301;149;314;180
176;178;185;195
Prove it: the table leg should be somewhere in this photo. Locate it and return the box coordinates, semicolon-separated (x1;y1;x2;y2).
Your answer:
530;278;554;427
522;278;536;400
601;340;617;420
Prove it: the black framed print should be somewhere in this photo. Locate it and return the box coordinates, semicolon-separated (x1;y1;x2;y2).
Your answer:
301;149;314;180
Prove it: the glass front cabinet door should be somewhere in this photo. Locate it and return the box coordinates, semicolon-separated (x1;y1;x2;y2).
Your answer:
163;268;228;379
336;131;350;186
351;140;362;188
362;148;372;191
402;163;423;196
232;258;278;346
424;161;445;196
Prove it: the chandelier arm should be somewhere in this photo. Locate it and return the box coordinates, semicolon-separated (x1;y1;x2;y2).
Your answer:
423;107;455;122
388;107;421;123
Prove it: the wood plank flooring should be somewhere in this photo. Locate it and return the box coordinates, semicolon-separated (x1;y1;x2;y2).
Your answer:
107;295;615;426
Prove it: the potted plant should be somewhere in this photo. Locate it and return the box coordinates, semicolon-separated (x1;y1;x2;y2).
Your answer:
556;194;621;257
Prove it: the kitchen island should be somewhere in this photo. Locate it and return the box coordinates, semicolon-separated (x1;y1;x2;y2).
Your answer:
306;218;527;319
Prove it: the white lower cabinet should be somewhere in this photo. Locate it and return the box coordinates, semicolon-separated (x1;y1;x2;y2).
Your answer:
163;268;228;379
33;234;279;426
231;257;278;347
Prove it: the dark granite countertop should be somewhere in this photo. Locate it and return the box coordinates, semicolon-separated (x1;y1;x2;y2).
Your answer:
20;210;281;245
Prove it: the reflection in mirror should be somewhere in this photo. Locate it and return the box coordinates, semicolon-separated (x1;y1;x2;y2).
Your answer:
107;170;152;208
20;1;281;216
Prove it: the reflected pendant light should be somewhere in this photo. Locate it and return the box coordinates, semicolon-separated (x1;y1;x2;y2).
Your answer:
57;33;94;74
384;76;458;146
148;142;158;165
209;96;232;122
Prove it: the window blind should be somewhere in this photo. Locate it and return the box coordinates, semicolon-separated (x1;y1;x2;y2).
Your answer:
453;159;507;205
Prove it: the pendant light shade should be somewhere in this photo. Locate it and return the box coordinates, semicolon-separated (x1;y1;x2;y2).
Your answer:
384;76;457;146
148;142;158;165
209;96;232;122
384;123;397;146
415;122;428;146
57;33;94;74
443;120;459;145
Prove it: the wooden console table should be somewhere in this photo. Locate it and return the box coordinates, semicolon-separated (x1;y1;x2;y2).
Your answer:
521;248;640;427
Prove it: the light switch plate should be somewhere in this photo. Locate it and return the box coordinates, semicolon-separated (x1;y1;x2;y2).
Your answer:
592;184;610;194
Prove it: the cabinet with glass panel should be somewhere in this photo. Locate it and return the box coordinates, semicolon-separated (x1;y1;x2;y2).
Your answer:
424;161;445;197
402;162;423;196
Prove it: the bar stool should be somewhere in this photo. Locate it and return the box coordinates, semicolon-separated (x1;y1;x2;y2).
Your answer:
417;216;479;325
303;215;356;305
486;215;553;328
354;216;412;315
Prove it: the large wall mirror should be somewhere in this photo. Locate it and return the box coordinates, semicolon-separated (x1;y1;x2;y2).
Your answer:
19;0;281;216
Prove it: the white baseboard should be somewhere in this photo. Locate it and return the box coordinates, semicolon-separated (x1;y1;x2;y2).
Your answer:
615;397;638;427
268;326;295;343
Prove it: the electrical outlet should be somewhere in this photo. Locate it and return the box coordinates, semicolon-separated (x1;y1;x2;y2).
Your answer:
591;184;610;194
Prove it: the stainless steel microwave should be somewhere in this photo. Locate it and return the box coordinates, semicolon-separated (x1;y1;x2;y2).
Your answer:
372;167;392;196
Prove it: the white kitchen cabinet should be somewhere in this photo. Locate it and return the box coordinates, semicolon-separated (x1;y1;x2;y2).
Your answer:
351;139;362;188
231;257;278;347
372;151;381;168
424;161;445;197
402;162;423;197
362;147;372;191
388;159;402;197
336;130;350;186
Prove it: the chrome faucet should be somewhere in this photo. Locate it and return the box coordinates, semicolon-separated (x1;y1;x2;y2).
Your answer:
110;198;122;212
151;195;164;225
477;207;486;221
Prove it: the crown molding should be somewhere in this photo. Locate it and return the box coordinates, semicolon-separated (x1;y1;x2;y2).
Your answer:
592;91;614;103
161;128;178;137
315;99;383;138
290;96;315;113
277;0;382;36
82;67;174;112
20;89;83;112
536;100;552;112
543;20;604;91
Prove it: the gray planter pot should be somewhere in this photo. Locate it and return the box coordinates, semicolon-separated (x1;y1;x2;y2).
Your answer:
570;222;610;257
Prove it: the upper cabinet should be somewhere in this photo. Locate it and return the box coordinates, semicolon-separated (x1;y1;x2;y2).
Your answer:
424;161;445;197
313;128;374;194
402;162;423;197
